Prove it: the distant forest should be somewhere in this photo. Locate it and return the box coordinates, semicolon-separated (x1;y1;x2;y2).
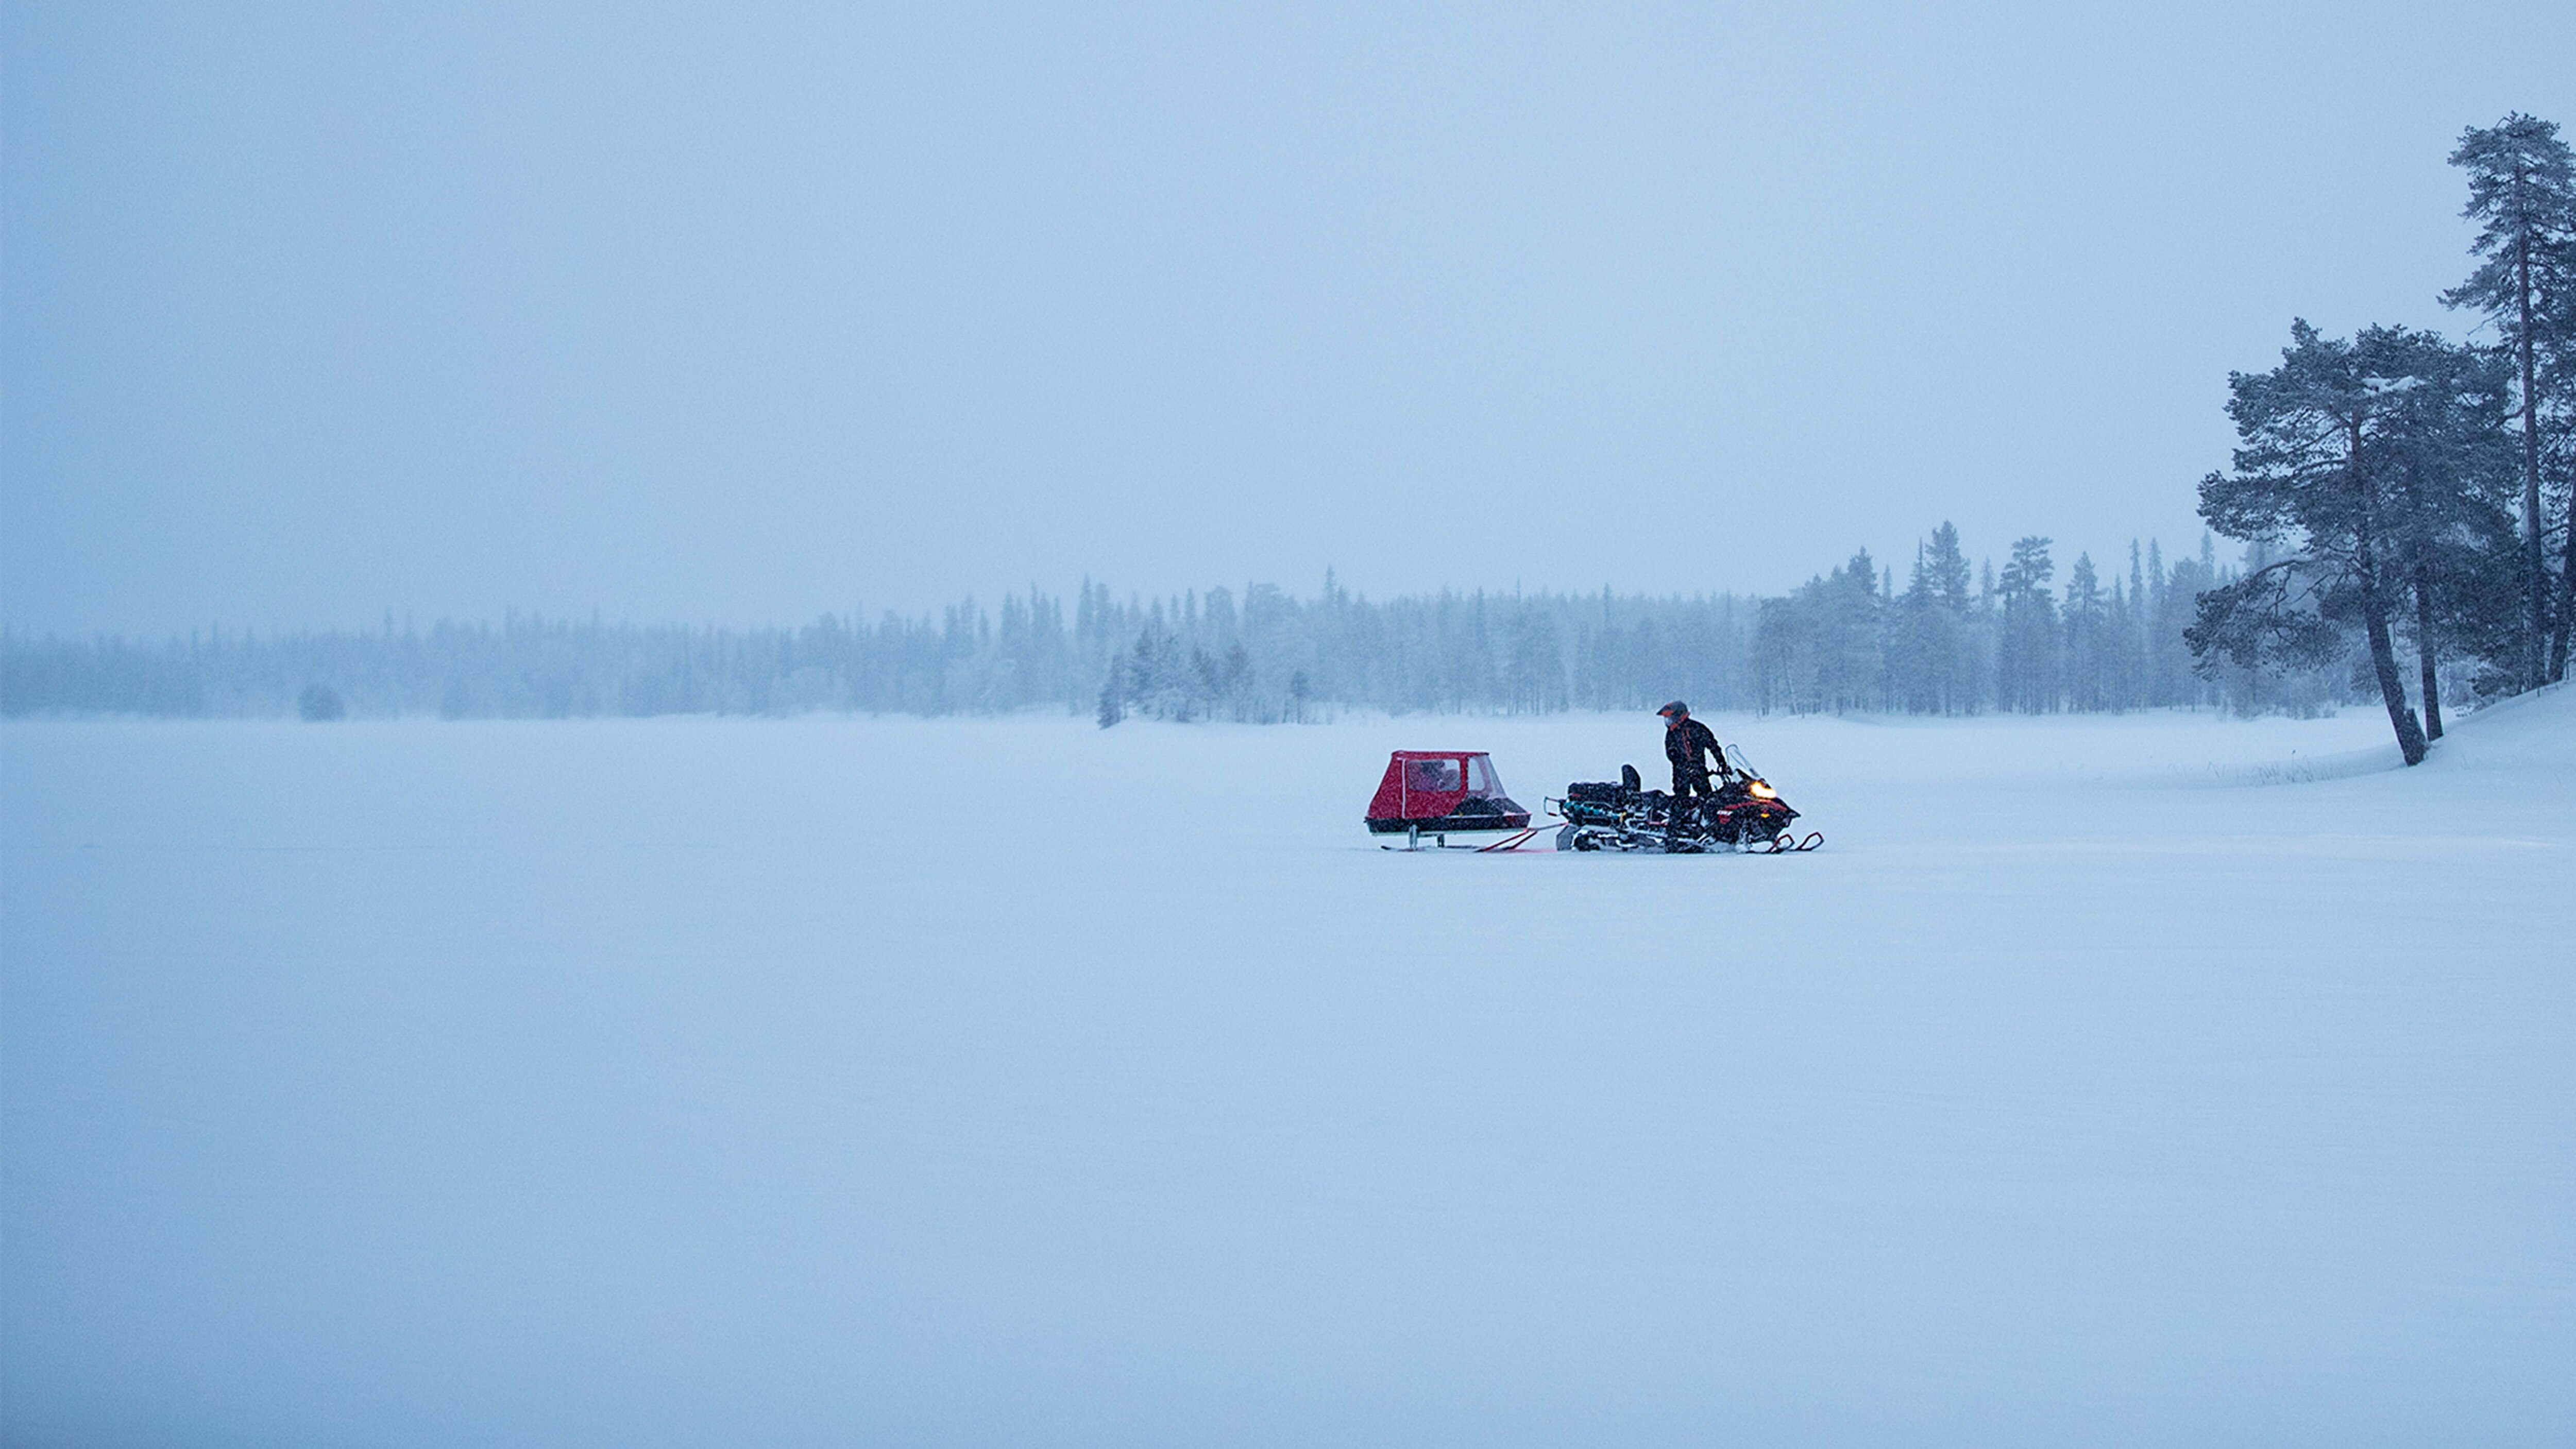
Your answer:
1;530;2388;724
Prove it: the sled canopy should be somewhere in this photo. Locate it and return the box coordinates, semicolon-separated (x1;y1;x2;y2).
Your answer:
1364;751;1530;834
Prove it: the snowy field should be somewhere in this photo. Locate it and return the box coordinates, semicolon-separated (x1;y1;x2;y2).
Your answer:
4;694;2570;1447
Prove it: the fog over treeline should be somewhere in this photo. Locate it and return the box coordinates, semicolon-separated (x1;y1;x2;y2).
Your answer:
4;527;2422;724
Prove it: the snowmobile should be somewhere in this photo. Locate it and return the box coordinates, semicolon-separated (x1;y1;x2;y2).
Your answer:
1547;746;1821;854
1364;751;1540;850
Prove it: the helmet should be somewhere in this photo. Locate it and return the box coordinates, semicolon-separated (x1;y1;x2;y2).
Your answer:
1657;700;1689;719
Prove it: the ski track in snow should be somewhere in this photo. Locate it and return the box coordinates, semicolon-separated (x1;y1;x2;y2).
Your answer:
4;693;2570;1447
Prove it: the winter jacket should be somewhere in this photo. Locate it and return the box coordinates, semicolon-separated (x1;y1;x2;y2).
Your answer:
1664;717;1722;779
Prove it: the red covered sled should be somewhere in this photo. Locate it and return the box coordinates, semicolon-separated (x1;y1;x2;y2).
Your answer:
1364;751;1535;849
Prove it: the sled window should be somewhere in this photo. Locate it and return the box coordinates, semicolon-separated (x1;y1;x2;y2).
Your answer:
1464;755;1498;794
1404;758;1462;792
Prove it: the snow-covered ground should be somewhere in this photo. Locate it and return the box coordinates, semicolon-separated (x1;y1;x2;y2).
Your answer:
5;695;2569;1447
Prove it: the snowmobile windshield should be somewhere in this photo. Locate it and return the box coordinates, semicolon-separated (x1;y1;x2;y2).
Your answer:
1723;744;1758;778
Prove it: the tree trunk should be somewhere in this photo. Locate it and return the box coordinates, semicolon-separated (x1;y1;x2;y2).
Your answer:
2352;420;2428;764
2363;584;2429;764
2412;562;2442;740
2554;473;2572;683
2516;229;2546;690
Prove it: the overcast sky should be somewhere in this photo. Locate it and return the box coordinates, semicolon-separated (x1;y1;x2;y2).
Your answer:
6;2;2572;633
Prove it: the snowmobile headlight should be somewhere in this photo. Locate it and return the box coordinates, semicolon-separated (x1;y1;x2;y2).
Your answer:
1748;780;1777;799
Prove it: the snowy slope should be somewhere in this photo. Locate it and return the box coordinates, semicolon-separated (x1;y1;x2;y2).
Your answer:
3;698;2568;1447
2413;676;2575;774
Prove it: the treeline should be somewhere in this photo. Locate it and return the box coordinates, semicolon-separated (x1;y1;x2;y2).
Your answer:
1747;530;2315;717
2189;113;2575;763
0;581;1743;724
10;532;2319;724
1090;576;1755;724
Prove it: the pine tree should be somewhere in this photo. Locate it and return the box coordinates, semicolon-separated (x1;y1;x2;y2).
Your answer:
2377;336;2520;735
2444;114;2576;689
2193;321;2467;763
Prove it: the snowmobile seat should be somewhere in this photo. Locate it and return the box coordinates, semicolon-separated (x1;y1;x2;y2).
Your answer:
1564;764;1645;805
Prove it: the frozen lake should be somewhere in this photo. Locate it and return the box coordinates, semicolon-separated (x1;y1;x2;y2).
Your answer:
5;697;2570;1446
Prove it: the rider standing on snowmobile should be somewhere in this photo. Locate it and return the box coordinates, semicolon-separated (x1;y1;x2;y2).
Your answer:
1657;702;1727;834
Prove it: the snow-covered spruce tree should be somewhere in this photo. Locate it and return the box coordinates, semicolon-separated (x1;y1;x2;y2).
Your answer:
1095;658;1125;728
1750;552;1881;714
1751;593;1817;713
2190;322;2500;764
1922;523;1977;712
2063;553;2108;712
1995;538;2057;712
1889;547;1945;714
2110;543;2149;709
1503;603;1566;714
2443;113;2575;689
